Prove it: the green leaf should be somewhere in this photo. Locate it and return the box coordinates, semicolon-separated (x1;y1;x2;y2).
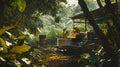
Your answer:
0;37;8;53
10;1;17;9
17;35;27;39
10;44;31;54
0;25;15;35
17;0;26;12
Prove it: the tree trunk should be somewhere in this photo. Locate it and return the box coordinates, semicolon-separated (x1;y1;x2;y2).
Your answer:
78;0;115;56
78;0;119;66
96;0;120;49
97;0;103;8
105;0;120;38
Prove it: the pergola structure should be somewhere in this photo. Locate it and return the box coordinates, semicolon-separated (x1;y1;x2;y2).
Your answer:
70;3;117;31
70;3;116;19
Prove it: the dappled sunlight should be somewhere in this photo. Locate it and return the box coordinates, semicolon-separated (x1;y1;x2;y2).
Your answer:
0;0;119;67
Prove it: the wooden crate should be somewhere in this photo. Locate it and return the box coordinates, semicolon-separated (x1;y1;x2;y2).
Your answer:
57;38;71;46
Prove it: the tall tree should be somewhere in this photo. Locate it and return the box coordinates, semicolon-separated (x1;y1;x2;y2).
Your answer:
96;0;120;48
0;0;65;27
78;0;119;66
0;0;67;36
78;0;115;55
104;0;120;48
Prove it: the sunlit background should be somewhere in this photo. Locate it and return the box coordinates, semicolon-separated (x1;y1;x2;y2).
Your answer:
66;0;78;5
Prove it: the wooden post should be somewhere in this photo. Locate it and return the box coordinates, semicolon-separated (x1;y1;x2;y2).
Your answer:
39;35;46;46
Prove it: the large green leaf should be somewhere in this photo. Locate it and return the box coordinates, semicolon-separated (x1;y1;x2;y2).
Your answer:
0;25;15;35
0;37;8;53
10;44;31;54
17;0;26;12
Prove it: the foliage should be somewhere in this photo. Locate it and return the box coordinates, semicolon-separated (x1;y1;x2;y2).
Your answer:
78;0;120;66
46;27;61;45
10;0;26;12
0;25;15;35
10;44;31;54
0;0;67;31
0;25;15;53
0;25;52;67
0;25;30;66
0;0;120;66
0;37;8;53
17;0;26;12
